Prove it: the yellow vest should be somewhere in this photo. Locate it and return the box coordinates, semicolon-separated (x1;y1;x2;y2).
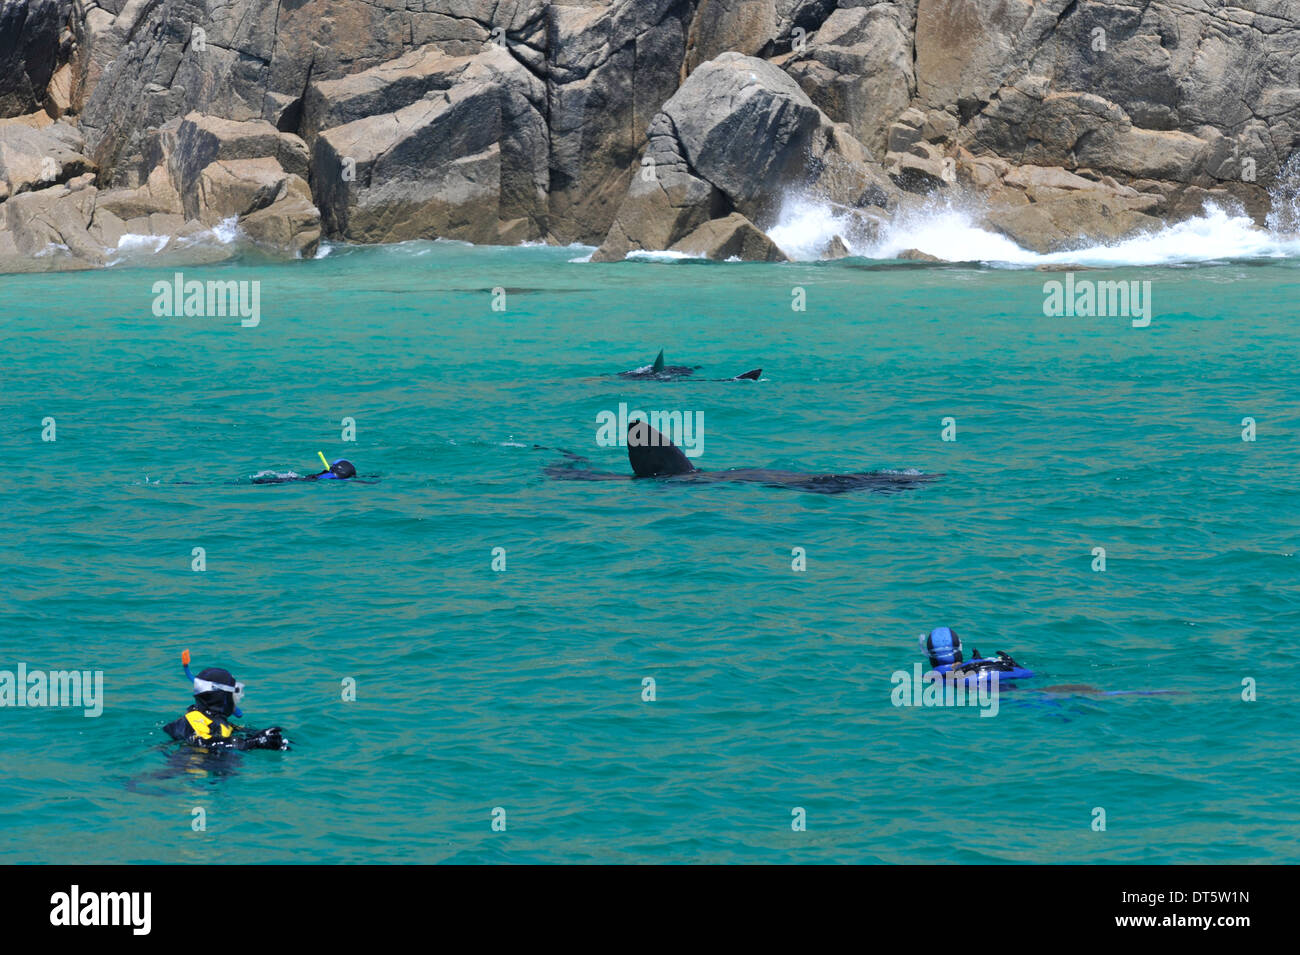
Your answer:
185;709;233;740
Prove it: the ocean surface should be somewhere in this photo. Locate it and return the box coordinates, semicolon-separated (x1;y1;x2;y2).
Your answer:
1;226;1297;863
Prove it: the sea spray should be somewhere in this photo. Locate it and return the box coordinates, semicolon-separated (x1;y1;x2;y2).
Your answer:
765;193;878;259
764;191;1300;266
1265;152;1300;235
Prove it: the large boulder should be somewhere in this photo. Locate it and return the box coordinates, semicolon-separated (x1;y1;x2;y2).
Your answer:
300;46;478;143
594;52;894;261
0;116;93;200
93;164;184;220
983;193;1162;254
169;113;310;213
310;46;547;245
239;177;322;258
194;158;296;225
667;53;820;220
669;211;789;261
0;176;104;269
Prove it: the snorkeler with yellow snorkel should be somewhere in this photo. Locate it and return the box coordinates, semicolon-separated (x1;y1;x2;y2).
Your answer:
250;451;358;484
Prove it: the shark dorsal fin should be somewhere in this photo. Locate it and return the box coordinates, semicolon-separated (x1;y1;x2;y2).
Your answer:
627;419;696;477
652;349;665;374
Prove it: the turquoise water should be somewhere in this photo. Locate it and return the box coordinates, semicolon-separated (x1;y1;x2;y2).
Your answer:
1;243;1296;863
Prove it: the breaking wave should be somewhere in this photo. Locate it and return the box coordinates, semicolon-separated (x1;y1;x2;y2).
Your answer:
765;193;1300;268
108;217;242;267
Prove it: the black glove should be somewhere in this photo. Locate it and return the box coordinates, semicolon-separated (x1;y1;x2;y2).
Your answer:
248;726;290;751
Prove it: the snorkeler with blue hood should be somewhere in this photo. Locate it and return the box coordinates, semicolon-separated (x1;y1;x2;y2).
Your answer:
163;650;290;750
250;452;358;484
920;627;1034;683
308;452;356;480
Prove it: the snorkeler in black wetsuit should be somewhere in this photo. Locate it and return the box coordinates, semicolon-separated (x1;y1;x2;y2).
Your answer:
309;458;356;480
163;653;289;751
250;456;357;484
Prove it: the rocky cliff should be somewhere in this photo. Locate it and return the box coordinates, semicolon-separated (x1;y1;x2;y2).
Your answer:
2;0;1297;270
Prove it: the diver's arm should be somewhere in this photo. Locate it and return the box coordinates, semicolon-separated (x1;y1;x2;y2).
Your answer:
231;726;291;751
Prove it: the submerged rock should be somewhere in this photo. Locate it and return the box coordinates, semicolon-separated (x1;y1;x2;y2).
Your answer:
823;235;850;259
898;248;941;262
669;212;789;262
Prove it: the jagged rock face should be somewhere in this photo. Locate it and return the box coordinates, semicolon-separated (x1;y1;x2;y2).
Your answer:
170;114;311;212
0;106;321;271
915;0;1300;208
589;111;727;262
70;0;693;246
780;2;915;157
0;0;76;118
4;0;1300;270
310;46;548;245
682;0;839;71
81;2;538;141
544;1;695;245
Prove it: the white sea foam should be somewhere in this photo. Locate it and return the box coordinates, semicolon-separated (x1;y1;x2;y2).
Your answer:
624;249;702;262
110;217;243;266
765;194;874;259
865;200;1034;264
115;233;171;254
764;193;1300;267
